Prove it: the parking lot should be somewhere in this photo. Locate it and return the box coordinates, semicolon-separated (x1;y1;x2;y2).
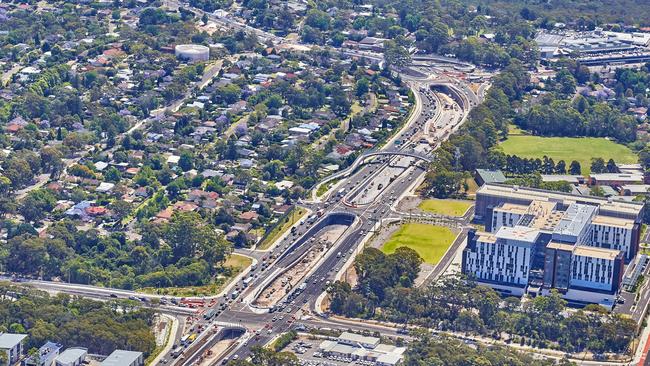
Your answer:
288;338;383;366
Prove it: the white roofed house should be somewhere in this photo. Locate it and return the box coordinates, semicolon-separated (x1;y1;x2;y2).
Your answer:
0;333;27;364
55;347;87;366
101;350;143;366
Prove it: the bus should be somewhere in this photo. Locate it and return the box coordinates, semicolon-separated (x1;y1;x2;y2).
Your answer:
204;308;216;320
243;276;254;287
180;334;190;346
172;346;184;358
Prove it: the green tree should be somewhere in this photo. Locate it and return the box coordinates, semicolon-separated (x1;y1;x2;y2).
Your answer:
19;189;56;223
164;212;232;267
590;158;606;174
383;38;412;68
569;160;581;175
356;78;370;97
178;151;194;172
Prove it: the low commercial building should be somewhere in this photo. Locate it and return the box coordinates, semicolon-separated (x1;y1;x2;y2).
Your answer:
318;332;405;366
101;350;143;366
590;173;644;186
0;333;27;365
474;169;507;186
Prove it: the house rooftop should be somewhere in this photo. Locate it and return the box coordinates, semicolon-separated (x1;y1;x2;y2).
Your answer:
0;333;27;349
56;348;87;364
101;350;142;366
475;169;507;184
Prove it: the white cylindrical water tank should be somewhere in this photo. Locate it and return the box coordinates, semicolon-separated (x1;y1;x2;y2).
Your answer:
175;44;210;63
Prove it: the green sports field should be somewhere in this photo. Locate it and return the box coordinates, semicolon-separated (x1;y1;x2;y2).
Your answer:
381;223;457;264
500;136;637;175
418;199;472;217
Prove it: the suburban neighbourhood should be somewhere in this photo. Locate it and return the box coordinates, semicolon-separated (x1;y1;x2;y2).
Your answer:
2;0;650;366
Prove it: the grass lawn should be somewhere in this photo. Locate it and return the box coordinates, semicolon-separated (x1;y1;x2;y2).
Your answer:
316;177;342;198
381;223;456;264
418;199;472;217
138;254;252;297
500;136;637;175
223;253;253;269
463;177;479;196
316;182;332;197
257;207;307;250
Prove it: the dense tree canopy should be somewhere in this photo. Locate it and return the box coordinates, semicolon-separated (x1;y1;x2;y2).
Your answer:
0;283;156;356
328;250;636;354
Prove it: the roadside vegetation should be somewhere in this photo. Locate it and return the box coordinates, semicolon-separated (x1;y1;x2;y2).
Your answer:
271;330;298;352
0;283;156;356
138;254;252;297
257;207;308;250
327;249;636;355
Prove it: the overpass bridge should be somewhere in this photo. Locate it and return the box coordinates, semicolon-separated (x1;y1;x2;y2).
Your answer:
312;148;433;199
360;149;432;163
578;53;650;66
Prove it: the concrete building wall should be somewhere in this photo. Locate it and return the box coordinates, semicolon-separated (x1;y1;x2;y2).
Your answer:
490;208;522;232
570;254;618;292
589;222;634;261
464;238;533;286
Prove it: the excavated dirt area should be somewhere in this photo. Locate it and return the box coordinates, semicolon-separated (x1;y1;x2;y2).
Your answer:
254;225;347;308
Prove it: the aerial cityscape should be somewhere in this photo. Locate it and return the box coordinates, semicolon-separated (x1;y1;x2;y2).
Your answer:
1;0;650;365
